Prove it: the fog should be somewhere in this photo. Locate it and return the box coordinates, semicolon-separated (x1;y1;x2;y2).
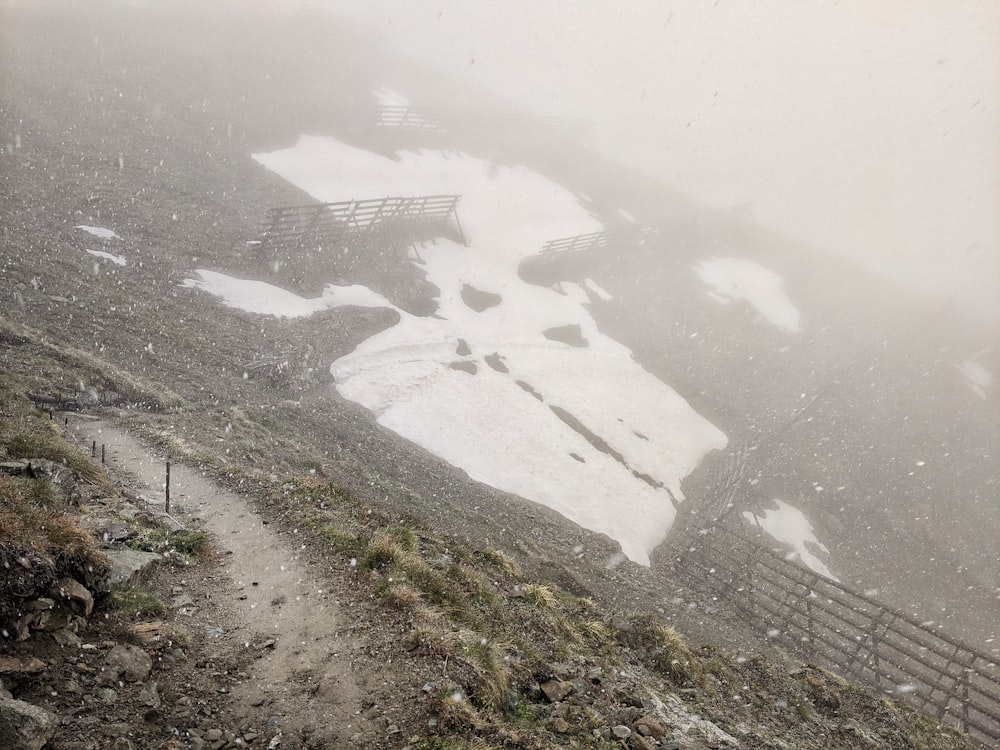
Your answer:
334;0;1000;322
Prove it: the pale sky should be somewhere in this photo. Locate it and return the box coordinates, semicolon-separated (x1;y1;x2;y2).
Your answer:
330;0;1000;322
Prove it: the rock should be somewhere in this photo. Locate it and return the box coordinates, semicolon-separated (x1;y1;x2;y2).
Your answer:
51;627;82;647
63;680;83;695
112;739;134;750
104;644;152;682
0;697;58;750
102;722;129;737
204;728;223;741
130;621;168;645
25;459;75;495
0;460;29;476
25;598;54;612
50;578;94;616
170;593;195;609
634;715;666;739
551;717;570;733
97;688;118;704
540;679;574;703
97;549;162;592
138;682;160;708
31;608;72;633
0;658;46;675
630;737;657;750
612;724;632;739
101;519;134;543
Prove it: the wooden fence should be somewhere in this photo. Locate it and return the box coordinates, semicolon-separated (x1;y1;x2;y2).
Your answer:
372;105;591;139
518;224;666;285
672;522;1000;745
538;224;664;257
257;195;463;249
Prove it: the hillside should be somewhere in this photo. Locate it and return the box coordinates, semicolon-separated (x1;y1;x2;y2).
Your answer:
1;2;996;748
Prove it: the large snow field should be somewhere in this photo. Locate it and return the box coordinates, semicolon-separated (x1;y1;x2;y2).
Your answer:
236;131;728;564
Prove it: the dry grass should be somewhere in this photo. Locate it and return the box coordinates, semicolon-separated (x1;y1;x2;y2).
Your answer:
463;637;513;711
384;583;423;610
621;612;705;687
521;583;558;611
0;314;187;412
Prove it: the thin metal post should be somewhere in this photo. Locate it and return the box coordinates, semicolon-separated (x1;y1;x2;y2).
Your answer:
91;440;96;457
165;459;171;514
101;444;105;464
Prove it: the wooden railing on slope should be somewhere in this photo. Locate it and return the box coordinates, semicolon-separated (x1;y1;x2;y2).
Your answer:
258;195;463;248
672;522;1000;745
517;224;666;285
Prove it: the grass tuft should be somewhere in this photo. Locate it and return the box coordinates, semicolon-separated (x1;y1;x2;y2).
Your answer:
106;586;166;618
463;637;512;711
521;583;558;611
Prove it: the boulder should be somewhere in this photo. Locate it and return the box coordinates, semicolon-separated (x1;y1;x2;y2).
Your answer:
50;577;94;616
97;549;162;592
540;679;574;703
634;714;667;739
25;459;75;495
0;657;46;675
104;644;152;682
0;697;58;750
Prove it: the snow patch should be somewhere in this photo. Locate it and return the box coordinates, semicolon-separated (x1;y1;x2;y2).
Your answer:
76;225;120;240
373;86;410;108
181;270;397;318
695;257;801;332
583;277;614;301
254;135;727;565
744;499;837;580
957;359;992;400
86;249;126;266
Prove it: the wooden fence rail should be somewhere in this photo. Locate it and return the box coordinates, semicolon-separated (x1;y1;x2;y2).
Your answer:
518;224;667;285
372;105;591;139
539;224;664;257
673;522;1000;745
256;195;465;250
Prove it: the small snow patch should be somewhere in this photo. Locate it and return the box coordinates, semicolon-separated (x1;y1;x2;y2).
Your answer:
957;359;992;400
373;86;410;108
583;278;613;301
181;270;397;318
744;499;837;580
87;249;127;266
76;225;120;240
695;257;801;333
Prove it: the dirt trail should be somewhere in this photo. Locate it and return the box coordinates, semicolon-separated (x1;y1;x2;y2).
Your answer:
70;417;377;746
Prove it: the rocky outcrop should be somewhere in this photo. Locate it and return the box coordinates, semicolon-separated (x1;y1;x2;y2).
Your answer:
0;697;58;750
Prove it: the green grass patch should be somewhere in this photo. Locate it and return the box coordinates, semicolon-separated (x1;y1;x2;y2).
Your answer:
106;586;166;618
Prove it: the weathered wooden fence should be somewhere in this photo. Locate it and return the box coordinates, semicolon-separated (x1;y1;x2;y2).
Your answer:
372;105;590;139
518;224;665;284
672;522;1000;745
258;194;464;250
539;224;664;257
